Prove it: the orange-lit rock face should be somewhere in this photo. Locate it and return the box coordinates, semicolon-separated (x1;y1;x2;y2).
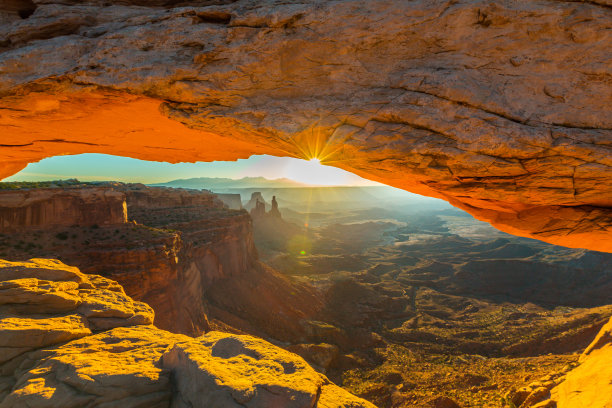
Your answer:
0;0;610;251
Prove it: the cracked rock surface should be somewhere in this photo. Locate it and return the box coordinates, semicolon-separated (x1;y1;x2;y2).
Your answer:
0;0;610;251
0;258;374;408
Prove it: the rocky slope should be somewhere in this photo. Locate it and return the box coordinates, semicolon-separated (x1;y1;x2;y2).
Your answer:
0;0;610;251
0;258;374;408
1;258;609;408
0;184;186;333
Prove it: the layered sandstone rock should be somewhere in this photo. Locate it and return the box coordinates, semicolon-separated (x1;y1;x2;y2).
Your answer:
0;187;127;233
0;258;374;408
270;196;282;218
121;183;224;209
0;186;185;334
245;192;269;213
0;258;154;368
0;0;609;251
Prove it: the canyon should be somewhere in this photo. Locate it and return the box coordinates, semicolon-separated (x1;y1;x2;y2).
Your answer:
0;182;322;341
0;0;610;251
249;193;612;407
0;181;610;407
0;0;610;406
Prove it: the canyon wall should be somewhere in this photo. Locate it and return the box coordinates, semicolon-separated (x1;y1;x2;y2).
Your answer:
0;0;609;251
122;184;257;287
53;228;186;333
124;184;257;335
0;187;127;232
215;193;243;210
122;183;224;209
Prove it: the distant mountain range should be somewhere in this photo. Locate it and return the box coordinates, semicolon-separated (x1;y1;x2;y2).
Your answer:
151;177;311;190
150;176;451;213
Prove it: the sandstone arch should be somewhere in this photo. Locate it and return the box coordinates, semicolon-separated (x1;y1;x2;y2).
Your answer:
0;0;610;251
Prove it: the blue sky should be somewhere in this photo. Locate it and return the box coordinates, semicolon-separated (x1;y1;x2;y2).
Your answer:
3;154;381;186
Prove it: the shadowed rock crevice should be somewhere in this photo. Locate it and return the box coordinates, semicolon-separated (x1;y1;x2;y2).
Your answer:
194;10;233;24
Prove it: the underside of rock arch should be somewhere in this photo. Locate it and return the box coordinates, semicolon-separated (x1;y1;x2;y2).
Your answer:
0;0;610;251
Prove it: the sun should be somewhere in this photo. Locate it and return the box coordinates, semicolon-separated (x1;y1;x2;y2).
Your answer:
284;157;362;186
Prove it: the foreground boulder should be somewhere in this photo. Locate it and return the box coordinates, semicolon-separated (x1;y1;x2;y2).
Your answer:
0;258;374;408
0;0;610;251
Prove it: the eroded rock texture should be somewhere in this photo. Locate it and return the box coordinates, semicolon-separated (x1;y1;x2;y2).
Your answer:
0;258;154;366
0;258;374;408
551;317;612;408
549;318;612;408
0;0;609;250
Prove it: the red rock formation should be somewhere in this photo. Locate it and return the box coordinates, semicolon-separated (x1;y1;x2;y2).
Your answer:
269;195;282;218
250;199;266;218
0;187;127;232
244;192;268;212
57;230;186;334
509;316;612;408
121;183;224;209
0;0;609;251
214;193;243;210
0;0;36;22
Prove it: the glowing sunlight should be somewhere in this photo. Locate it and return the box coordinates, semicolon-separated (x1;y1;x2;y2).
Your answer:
284;157;361;186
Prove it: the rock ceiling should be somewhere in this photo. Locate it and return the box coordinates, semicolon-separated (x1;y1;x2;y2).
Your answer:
0;0;610;251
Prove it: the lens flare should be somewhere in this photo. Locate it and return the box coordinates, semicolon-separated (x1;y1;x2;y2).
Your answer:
288;235;312;257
